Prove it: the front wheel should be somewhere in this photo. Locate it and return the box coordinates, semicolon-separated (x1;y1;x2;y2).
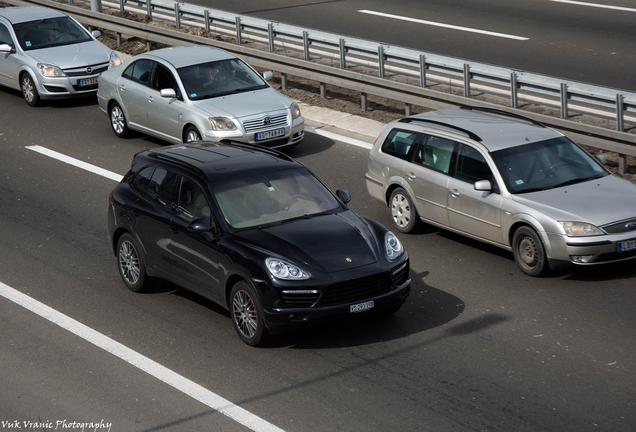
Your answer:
21;73;40;107
184;125;201;143
512;226;549;277
230;281;268;346
389;188;419;233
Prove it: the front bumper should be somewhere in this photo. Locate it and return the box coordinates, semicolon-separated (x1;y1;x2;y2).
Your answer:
546;231;636;268
34;72;104;100
203;116;305;149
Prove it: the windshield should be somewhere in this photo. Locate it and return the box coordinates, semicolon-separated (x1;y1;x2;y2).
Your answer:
178;58;269;100
13;16;92;51
491;136;608;194
213;168;342;229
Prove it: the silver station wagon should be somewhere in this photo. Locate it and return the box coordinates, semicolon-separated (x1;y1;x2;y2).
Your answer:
0;6;119;106
97;45;305;147
366;107;636;276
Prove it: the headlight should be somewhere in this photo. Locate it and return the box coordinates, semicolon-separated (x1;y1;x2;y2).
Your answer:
208;117;237;131
385;231;404;261
560;221;604;237
37;63;65;77
266;258;310;280
290;102;301;119
109;51;122;69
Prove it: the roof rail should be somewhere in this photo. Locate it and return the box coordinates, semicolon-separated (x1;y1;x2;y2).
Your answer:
398;117;482;142
460;105;547;128
147;151;209;178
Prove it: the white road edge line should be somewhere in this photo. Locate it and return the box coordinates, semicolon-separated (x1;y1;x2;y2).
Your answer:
305;126;373;149
358;10;529;41
549;0;636;13
0;281;286;432
26;145;123;182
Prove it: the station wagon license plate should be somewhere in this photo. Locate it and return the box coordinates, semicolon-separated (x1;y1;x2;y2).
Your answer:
618;239;636;252
77;77;99;87
350;300;374;313
255;128;285;141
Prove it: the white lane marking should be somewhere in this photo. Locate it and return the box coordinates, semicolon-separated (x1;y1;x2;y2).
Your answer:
358;10;529;41
306;126;373;149
26;145;123;182
0;281;285;432
549;0;636;12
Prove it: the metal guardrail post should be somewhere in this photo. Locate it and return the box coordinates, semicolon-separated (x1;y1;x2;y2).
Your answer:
419;55;426;88
174;2;180;29
281;73;287;91
268;23;274;52
146;40;152;51
616;94;624;132
560;83;568;118
204;10;210;32
235;17;242;45
378;46;384;78
361;92;368;112
511;72;518;108
303;31;309;61
339;38;346;69
406;103;412;116
119;0;124;12
146;0;152;20
320;82;326;98
116;32;121;46
463;64;471;97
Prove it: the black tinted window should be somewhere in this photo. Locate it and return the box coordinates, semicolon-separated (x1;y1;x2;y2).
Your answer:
381;129;419;160
152;64;180;96
455;144;493;184
177;178;211;223
149;168;179;210
130;166;154;197
123;60;153;85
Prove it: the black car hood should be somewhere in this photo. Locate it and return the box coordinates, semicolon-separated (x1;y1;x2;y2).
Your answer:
233;211;381;273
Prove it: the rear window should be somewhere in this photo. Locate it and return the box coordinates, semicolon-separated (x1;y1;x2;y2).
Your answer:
381;129;420;161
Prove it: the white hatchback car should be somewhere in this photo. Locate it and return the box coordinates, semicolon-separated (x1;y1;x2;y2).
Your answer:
0;6;120;106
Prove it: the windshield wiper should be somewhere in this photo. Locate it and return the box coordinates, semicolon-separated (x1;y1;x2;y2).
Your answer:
280;209;339;224
550;177;595;189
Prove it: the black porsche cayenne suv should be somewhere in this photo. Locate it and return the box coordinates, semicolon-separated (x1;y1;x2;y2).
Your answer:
107;142;411;346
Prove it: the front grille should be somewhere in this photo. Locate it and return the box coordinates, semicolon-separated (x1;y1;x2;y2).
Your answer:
321;273;393;306
64;64;109;77
601;218;636;234
243;114;288;132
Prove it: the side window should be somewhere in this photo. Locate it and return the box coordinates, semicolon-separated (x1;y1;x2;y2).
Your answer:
455;144;494;184
416;136;456;174
149;168;179;211
177;178;211;223
151;64;180;97
122;60;153;85
380;129;419;161
0;23;13;46
130;166;155;198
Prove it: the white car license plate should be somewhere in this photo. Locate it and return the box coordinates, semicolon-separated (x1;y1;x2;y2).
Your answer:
618;239;636;252
77;77;99;87
350;300;374;313
255;128;285;141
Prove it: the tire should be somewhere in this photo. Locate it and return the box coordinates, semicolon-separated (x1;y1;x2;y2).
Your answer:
230;281;269;346
21;73;40;107
116;233;149;292
184;125;201;143
389;188;419;233
109;102;131;138
512;226;549;277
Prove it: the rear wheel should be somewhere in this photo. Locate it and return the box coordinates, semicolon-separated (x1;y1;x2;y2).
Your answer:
116;233;149;292
389;188;419;233
21;73;40;107
110;102;131;138
230;281;268;346
512;226;549;277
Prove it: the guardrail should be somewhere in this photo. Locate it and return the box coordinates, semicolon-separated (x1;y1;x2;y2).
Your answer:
6;0;636;173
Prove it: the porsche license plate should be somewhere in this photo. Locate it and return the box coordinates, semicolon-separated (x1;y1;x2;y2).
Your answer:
255;128;284;141
350;300;374;313
78;77;98;87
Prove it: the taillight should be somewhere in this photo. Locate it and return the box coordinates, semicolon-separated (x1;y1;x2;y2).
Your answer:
109;191;114;205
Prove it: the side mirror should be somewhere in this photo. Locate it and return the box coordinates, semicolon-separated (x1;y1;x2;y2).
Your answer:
595;155;607;165
474;180;492;191
0;43;13;53
187;218;218;241
262;71;273;81
160;88;176;98
91;30;101;38
336;189;351;203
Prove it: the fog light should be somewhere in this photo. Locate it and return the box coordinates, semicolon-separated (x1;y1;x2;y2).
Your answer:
571;255;594;263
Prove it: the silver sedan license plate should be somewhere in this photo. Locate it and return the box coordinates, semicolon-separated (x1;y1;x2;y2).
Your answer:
255;128;285;141
618;238;636;252
350;300;374;313
78;77;99;87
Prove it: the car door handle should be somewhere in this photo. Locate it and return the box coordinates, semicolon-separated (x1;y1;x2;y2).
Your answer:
449;189;460;197
406;172;416;180
148;96;153;103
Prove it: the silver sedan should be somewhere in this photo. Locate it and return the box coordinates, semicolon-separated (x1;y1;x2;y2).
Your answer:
97;45;305;148
0;6;120;106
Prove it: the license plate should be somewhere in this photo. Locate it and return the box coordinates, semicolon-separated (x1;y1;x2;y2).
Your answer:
350;300;374;313
618;239;636;252
255;128;285;141
77;77;98;87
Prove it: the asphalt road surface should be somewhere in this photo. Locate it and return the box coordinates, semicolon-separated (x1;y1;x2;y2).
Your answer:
1;89;635;432
191;0;636;92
